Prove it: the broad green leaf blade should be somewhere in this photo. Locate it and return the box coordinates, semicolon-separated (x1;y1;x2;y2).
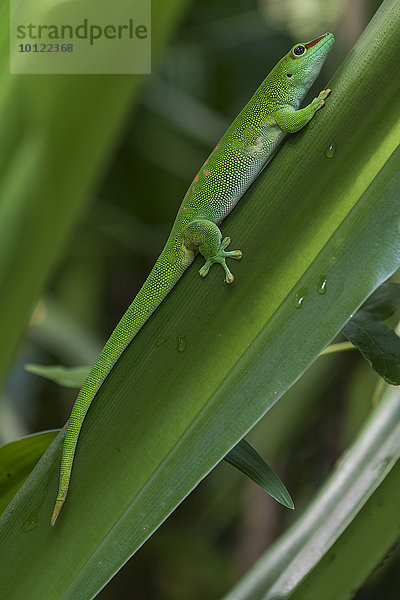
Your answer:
221;384;400;600
0;431;58;515
225;439;294;509
26;352;297;505
1;2;400;599
343;319;400;384
342;282;400;383
25;364;90;389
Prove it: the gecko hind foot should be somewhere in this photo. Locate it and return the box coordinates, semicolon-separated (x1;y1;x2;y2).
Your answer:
199;237;242;283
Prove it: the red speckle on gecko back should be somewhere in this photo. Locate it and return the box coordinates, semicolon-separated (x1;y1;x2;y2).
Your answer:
193;174;199;182
214;144;221;150
203;169;211;176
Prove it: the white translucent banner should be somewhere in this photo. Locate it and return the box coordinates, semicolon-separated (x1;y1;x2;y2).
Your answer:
10;0;151;74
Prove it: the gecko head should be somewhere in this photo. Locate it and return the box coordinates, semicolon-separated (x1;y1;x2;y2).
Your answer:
279;33;335;93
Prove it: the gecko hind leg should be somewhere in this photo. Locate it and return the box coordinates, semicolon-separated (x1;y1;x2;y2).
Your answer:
183;219;242;283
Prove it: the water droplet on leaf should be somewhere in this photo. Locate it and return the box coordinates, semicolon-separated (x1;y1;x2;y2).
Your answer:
317;277;327;294
21;515;39;532
325;142;336;158
177;336;187;352
154;335;167;348
294;287;308;308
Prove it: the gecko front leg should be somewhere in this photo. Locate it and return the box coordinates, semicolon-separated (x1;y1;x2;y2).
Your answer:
268;89;331;133
183;219;242;283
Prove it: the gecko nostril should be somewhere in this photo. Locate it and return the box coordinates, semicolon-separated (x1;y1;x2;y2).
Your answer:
287;73;293;77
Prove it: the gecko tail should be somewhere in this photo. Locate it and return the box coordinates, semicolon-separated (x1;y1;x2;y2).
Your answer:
50;498;65;527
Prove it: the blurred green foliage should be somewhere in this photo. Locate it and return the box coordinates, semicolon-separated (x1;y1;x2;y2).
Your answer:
1;0;398;598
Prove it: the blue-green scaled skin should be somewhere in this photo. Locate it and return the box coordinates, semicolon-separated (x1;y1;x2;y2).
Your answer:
51;32;335;525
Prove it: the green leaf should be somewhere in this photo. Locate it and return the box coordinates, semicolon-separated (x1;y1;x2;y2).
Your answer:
22;357;297;509
343;320;400;385
225;439;294;509
0;431;59;516
25;356;294;509
25;364;91;389
24;360;295;508
342;282;400;384
1;2;400;599
26;357;298;505
221;384;400;600
356;281;400;320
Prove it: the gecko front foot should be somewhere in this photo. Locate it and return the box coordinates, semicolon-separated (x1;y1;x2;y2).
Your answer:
313;88;331;109
199;237;242;283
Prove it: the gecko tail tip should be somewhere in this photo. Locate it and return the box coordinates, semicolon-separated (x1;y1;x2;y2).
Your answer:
50;499;64;527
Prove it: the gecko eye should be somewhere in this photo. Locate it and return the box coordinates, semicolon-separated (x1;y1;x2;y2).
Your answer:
293;45;305;55
286;73;293;77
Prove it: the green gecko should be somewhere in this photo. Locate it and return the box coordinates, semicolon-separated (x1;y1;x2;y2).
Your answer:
51;32;335;526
